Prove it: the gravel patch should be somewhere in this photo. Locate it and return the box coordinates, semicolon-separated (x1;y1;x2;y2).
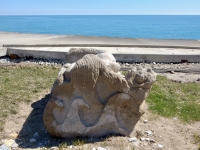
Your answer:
1;56;200;69
0;56;65;66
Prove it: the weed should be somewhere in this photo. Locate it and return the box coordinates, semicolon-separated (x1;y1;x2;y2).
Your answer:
72;138;85;146
193;133;200;145
58;142;68;150
136;130;143;138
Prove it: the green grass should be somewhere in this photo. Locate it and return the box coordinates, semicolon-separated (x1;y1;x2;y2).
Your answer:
0;66;59;131
146;75;200;122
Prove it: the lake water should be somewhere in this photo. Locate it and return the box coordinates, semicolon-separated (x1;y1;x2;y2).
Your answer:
0;15;200;40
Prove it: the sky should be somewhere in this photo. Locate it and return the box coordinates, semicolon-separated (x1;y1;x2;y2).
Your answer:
0;0;200;15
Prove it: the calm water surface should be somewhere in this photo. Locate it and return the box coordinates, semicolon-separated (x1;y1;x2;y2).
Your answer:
0;15;200;40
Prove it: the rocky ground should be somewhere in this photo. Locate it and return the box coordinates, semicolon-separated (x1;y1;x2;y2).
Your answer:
120;62;200;83
0;56;200;150
1;55;200;76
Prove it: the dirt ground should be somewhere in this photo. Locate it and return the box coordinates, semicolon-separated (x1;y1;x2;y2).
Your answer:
0;62;200;150
1;89;200;150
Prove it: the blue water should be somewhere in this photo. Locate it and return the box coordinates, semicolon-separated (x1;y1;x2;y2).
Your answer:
0;15;200;40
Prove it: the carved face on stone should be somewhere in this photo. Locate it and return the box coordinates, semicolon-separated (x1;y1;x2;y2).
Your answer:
125;66;156;89
135;71;147;84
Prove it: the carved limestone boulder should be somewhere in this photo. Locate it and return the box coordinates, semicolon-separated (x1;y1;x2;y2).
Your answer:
43;48;156;138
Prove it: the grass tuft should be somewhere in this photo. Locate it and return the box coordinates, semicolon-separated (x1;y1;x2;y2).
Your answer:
193;133;200;149
72;138;85;146
58;142;68;150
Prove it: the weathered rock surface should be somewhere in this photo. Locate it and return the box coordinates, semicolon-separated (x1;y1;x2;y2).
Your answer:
43;48;156;138
65;48;107;63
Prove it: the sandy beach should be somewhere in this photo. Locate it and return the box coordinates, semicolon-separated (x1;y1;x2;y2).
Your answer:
1;32;200;47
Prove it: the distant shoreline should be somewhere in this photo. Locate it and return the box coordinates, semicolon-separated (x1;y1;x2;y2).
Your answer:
0;31;200;42
0;32;200;53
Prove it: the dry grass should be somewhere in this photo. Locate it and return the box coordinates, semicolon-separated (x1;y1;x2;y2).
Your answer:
193;133;200;149
0;65;59;131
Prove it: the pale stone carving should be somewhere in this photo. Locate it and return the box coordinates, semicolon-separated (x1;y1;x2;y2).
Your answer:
65;48;107;63
43;48;156;138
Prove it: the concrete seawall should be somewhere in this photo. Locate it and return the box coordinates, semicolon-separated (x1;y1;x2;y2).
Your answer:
4;47;200;63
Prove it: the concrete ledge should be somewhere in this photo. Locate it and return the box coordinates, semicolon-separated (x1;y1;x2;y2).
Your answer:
113;54;200;63
3;44;200;49
7;48;200;63
0;47;7;57
7;48;66;60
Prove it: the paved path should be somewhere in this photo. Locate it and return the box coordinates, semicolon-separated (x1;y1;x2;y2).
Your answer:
1;32;200;63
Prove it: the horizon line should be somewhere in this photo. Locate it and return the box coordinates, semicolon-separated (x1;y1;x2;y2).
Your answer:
0;14;200;16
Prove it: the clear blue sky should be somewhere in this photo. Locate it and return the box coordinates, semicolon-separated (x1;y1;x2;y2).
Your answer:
0;0;200;15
